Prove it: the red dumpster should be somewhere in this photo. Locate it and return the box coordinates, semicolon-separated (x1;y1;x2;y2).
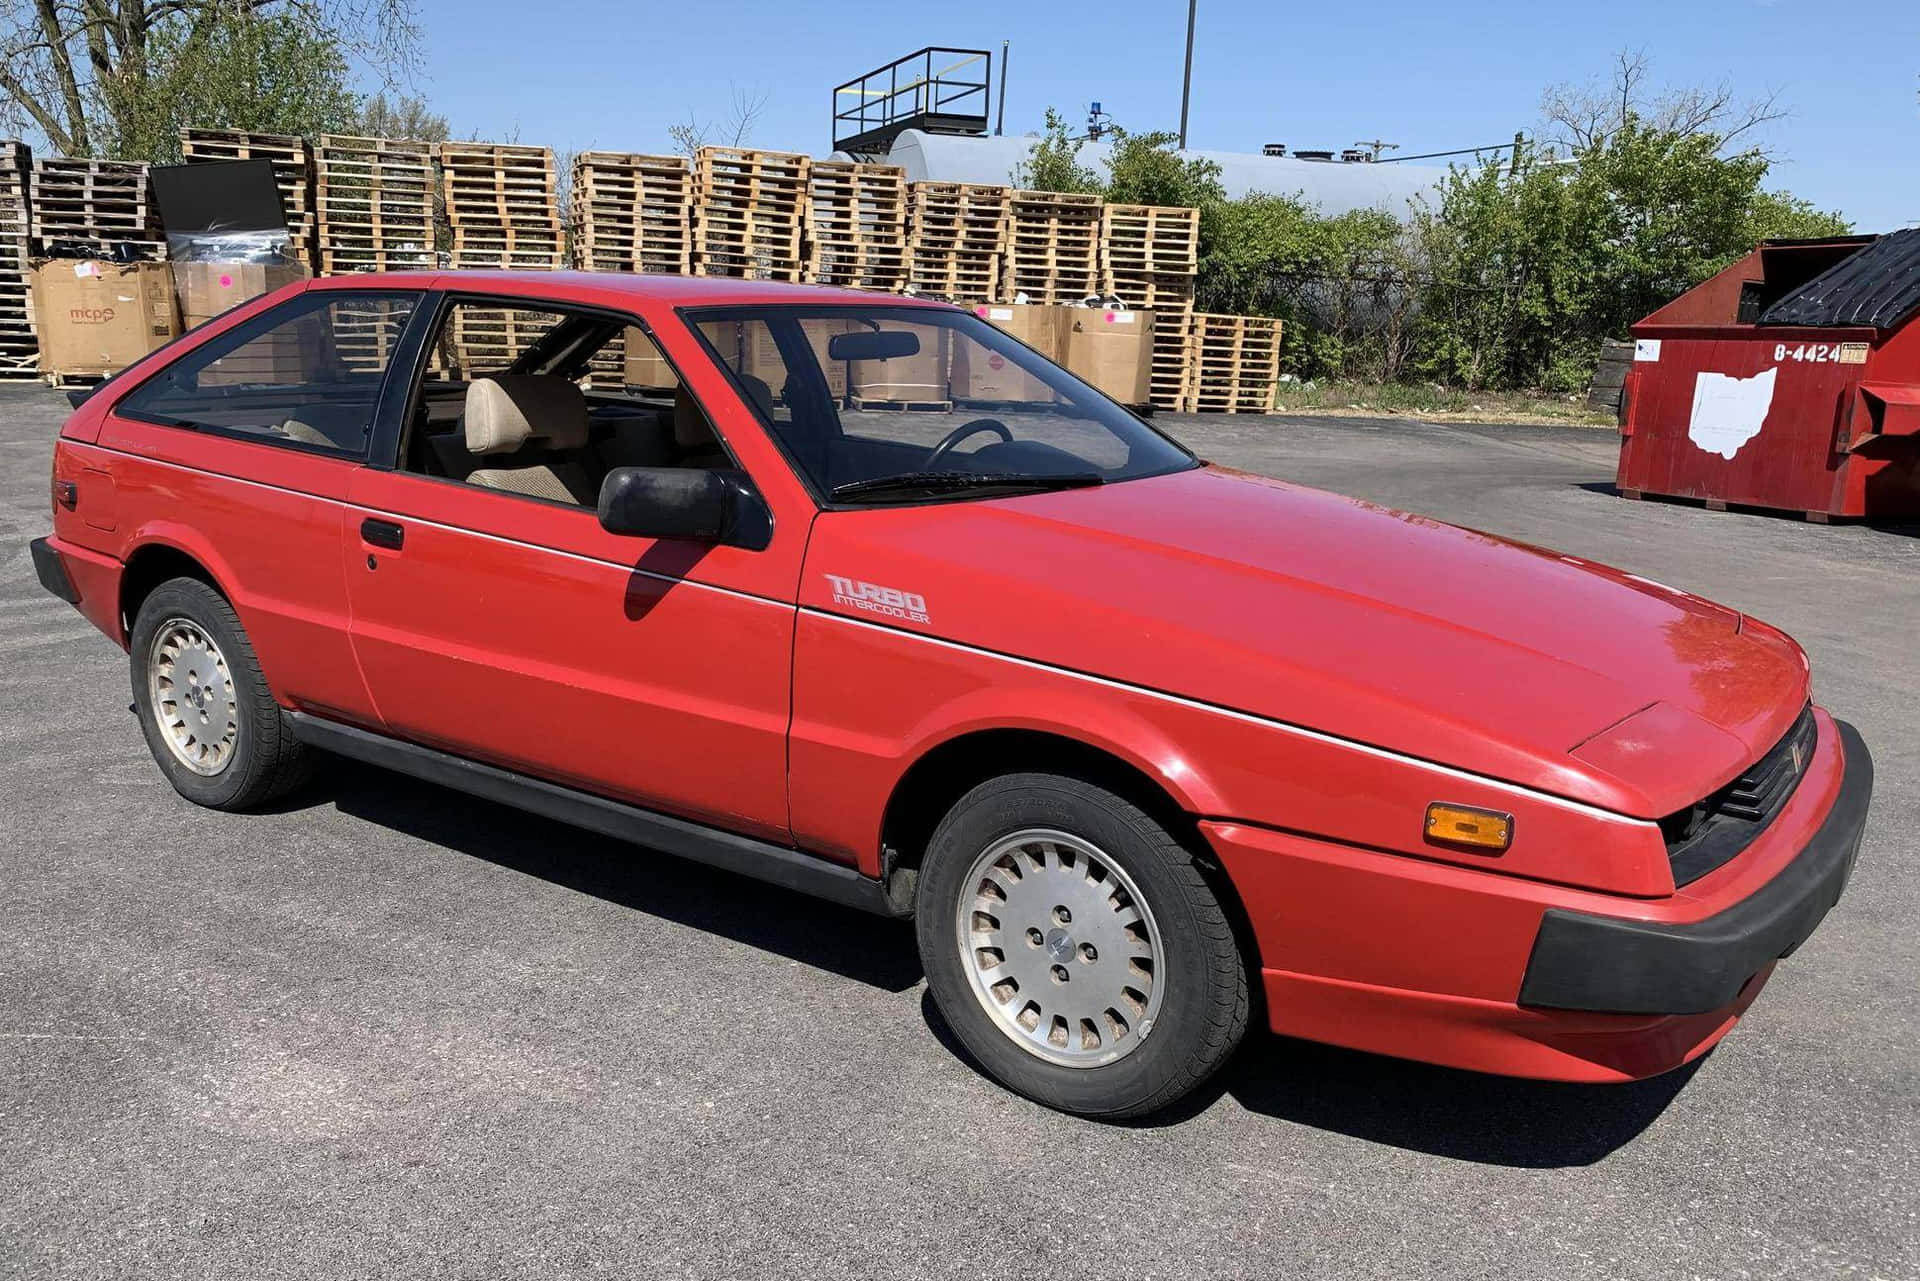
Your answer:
1618;232;1920;520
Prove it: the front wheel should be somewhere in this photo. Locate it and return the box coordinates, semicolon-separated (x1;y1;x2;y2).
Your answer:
916;773;1250;1119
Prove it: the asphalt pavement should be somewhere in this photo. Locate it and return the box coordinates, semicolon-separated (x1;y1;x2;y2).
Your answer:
2;386;1914;1279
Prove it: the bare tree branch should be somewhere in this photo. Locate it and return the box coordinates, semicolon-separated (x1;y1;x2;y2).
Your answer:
1540;48;1787;157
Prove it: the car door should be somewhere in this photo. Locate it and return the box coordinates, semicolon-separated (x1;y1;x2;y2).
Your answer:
340;289;814;845
97;286;427;727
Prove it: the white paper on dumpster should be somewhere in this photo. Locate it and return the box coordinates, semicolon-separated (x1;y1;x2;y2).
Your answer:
1687;367;1776;460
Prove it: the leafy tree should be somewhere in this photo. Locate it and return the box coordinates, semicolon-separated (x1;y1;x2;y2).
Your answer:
1103;127;1223;208
1012;108;1101;193
1415;120;1852;391
346;91;448;142
0;1;421;160
104;11;362;161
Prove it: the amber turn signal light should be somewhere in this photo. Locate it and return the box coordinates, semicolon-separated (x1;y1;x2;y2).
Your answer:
1424;803;1513;852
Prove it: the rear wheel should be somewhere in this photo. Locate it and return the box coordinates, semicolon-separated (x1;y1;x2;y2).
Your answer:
916;772;1250;1119
129;577;311;810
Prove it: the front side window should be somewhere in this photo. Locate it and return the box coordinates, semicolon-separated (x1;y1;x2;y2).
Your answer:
688;305;1194;504
118;291;419;458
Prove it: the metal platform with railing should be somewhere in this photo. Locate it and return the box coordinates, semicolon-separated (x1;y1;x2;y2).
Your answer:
831;47;992;154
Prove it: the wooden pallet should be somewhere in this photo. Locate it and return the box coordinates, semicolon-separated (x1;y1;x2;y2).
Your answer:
1181;313;1283;413
1002;189;1102;303
688;253;806;282
446;305;560;375
28;156;163;253
1099;204;1200;279
691;147;807;280
0;146;30;357
805;160;908;291
315;134;434;274
438;141;561;241
570;152;693;276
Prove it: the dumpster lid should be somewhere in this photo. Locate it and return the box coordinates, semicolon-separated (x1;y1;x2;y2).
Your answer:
1758;228;1920;330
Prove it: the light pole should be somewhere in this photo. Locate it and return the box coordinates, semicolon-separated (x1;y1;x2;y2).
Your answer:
1178;0;1197;149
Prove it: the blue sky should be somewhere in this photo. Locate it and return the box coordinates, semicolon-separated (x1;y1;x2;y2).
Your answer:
408;0;1918;230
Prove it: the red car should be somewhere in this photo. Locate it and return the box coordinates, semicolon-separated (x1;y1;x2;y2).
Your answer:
32;272;1872;1119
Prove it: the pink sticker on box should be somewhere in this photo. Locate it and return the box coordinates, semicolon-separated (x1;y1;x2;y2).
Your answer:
219;273;233;288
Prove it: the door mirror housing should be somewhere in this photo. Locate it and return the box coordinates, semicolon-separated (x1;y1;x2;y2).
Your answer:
596;467;771;549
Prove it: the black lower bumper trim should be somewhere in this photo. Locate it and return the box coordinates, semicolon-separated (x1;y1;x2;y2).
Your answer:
1519;717;1872;1015
30;537;79;604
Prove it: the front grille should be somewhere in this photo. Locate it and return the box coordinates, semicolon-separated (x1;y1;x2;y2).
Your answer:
1661;705;1817;886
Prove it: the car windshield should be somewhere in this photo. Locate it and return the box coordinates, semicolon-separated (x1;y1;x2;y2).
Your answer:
685;304;1196;504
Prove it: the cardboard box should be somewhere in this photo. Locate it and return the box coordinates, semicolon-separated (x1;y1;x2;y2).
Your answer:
1063;308;1155;406
32;260;180;377
955;303;1070;404
172;261;306;328
623;326;679;389
848;320;952;406
173;261;310;386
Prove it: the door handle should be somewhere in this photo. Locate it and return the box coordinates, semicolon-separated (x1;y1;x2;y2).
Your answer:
361;517;405;551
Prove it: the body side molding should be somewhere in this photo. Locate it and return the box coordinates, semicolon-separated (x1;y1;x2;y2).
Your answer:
287;713;908;917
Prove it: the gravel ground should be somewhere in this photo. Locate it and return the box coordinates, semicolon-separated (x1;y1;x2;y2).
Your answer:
2;386;1914;1280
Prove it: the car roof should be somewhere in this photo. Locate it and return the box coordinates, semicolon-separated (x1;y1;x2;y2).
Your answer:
305;269;958;311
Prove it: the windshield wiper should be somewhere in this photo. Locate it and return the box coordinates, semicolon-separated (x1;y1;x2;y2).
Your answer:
830;471;1104;502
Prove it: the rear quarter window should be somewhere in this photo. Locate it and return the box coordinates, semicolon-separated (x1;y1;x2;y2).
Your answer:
117;291;420;459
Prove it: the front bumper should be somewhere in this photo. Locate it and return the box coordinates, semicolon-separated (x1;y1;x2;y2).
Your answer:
1204;706;1869;1082
1518;719;1872;1015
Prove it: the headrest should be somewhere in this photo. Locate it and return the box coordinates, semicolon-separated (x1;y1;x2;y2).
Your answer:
736;373;775;418
465;375;589;456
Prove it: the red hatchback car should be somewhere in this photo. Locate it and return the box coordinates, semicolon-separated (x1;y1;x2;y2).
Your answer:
33;272;1872;1118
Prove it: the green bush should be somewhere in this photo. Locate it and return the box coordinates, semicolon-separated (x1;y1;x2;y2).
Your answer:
1021;104;1850;391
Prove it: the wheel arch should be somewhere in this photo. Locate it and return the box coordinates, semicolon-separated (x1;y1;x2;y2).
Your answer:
880;726;1208;885
119;536;235;638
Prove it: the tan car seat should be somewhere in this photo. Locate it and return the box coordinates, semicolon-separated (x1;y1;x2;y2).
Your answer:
464;375;599;505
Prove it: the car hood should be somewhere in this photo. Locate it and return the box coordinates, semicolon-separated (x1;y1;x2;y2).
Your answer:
803;465;1809;817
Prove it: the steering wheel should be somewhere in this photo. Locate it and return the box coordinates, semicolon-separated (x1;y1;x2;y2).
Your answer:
925;418;1013;470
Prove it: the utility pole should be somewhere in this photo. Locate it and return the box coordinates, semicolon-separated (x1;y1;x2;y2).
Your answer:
1178;0;1197;149
1355;139;1399;162
996;40;1009;136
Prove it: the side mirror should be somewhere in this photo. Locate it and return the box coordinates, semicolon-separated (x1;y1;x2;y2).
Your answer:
596;467;771;549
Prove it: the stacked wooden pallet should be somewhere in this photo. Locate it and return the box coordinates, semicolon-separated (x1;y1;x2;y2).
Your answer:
904;181;1007;300
314;134;434;274
1179;313;1284;413
569;151;690;386
439;141;563;269
179;128;316;266
0;142;33;377
28;157;162;257
1100;204;1202;411
804;161;907;292
690;147;808;281
570;152;692;274
447;305;556;377
1001;189;1102;304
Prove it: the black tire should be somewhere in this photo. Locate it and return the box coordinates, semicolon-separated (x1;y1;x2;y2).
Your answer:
916;773;1250;1119
128;576;312;810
